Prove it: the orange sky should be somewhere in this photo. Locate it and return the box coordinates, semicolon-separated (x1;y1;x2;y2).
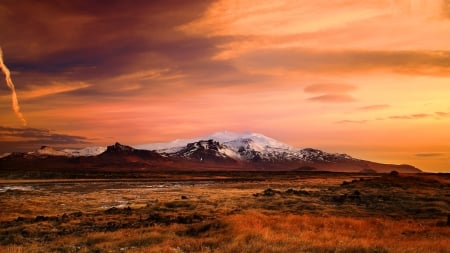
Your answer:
0;0;449;172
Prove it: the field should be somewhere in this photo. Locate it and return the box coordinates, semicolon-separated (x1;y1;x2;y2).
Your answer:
0;172;449;253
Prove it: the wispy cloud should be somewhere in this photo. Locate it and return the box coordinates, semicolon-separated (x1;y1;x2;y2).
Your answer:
335;120;368;124
415;153;445;157
389;113;430;120
304;83;356;103
435;111;450;117
240;49;450;76
304;83;356;94
358;104;390;111
307;94;356;103
337;111;450;124
0;126;90;152
19;82;90;99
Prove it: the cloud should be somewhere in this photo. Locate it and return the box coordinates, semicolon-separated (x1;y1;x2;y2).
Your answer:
415;153;445;157
0;0;225;88
389;113;430;120
180;0;447;37
18;82;90;99
0;47;27;126
358;104;390;111
304;83;356;94
307;94;356;103
442;1;450;19
304;83;357;103
337;111;444;124
250;48;450;76
435;111;450;117
335;120;368;124
239;49;450;76
0;126;90;152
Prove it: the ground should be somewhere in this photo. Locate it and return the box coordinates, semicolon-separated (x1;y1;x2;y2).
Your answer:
0;172;449;253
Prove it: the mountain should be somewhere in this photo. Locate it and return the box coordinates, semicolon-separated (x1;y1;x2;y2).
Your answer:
0;143;168;172
62;146;106;157
174;139;239;163
141;132;354;164
0;131;421;173
135;131;293;154
21;145;106;157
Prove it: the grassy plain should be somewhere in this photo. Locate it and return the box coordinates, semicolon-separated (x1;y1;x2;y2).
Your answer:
0;172;449;252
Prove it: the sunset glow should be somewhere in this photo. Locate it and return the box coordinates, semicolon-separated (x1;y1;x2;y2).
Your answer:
0;0;449;171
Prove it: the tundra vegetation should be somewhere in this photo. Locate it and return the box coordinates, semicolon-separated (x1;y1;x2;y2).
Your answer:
0;172;449;252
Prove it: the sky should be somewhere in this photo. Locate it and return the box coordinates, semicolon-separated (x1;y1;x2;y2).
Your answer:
0;0;449;172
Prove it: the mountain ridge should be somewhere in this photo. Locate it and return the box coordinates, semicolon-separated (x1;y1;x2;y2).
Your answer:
0;131;421;173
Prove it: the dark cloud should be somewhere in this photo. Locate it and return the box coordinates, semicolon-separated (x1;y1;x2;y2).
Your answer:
0;0;270;106
358;104;390;111
304;83;356;94
0;126;90;153
0;0;223;83
307;94;356;103
241;49;450;76
415;153;445;157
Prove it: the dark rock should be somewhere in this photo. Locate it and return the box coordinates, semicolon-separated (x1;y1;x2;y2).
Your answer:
390;170;399;176
342;181;350;186
105;207;120;214
176;215;193;224
34;216;48;222
285;188;310;195
71;211;83;217
262;188;278;196
61;213;69;222
106;222;118;232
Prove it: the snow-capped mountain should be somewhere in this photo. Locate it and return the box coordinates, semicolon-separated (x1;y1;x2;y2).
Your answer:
27;146;106;157
62;146;107;157
175;139;239;162
31;146;70;156
12;131;350;163
136;131;351;163
0;153;11;159
135;131;292;153
0;131;422;173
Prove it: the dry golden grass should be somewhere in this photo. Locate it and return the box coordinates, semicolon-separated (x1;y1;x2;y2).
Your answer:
0;172;449;252
219;211;449;253
4;211;447;253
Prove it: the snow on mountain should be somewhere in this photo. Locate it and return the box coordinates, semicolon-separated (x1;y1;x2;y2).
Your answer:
220;132;293;150
136;131;354;163
25;146;106;157
134;138;199;153
62;146;107;157
0;152;11;159
136;131;295;154
175;139;240;161
12;131;352;162
31;146;69;156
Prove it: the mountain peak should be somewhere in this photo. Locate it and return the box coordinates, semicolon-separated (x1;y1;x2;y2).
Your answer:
104;142;135;153
135;131;294;154
33;146;68;156
0;133;422;173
